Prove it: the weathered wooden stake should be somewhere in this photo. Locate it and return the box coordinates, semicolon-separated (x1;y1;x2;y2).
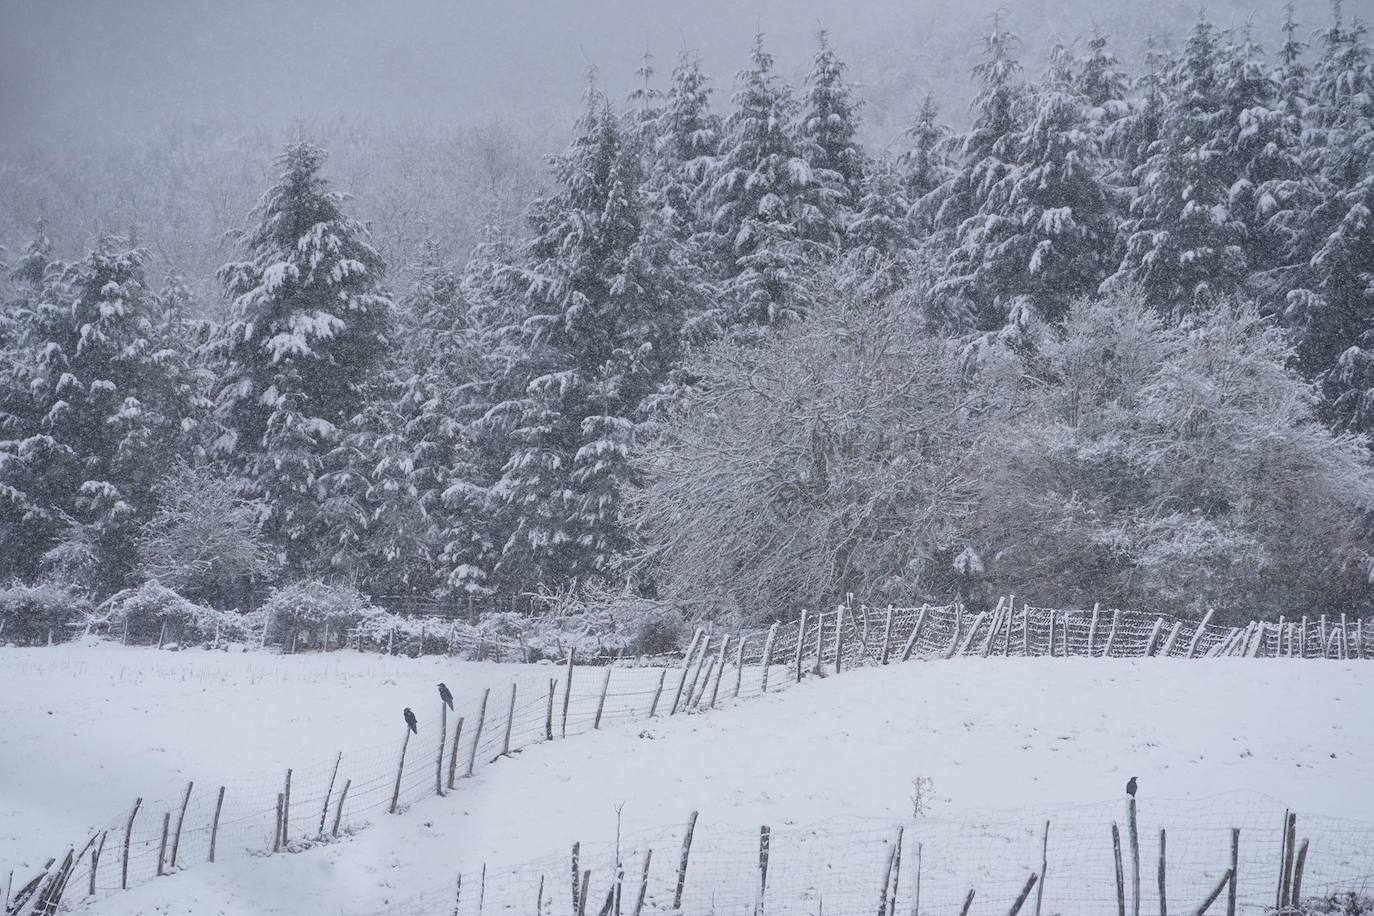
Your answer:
1280;813;1297;909
795;610;808;682
1226;829;1239;916
577;868;591;916
1145;617;1164;657
1291;839;1308;906
572;842;581;914
889;826;904;916
1089;603;1100;655
1158;829;1167;916
390;728;410;815
320;753;342;837
502;681;518;753
983;597;1006;657
1160;621;1184;657
1106;608;1122;657
733;634;747;697
756;825;771;914
594;667;611;729
684;633;712;704
1319;614;1328;656
631;849;653;916
436;702;448;797
1193;870;1232;916
878;841;898;916
671;629;703;713
1130;798;1141;916
156;811;170;876
901;605;929;662
273;794;284;852
331;779;351;837
1186;609;1215;658
545;678;556;740
282;768;292;845
1112;823;1126;916
563;649;576;738
537;874;545;916
881;605;895;664
673;810;698;910
121;797;142;890
1299;616;1308;657
447;717;465;789
648;669;667;717
959;889;976;916
209;786;225;862
1034;820;1049;916
466;687;490;777
709;635;729;708
170;781;193;869
760;623;779;692
833;607;846;672
1021;602;1030;656
1009;874;1039;916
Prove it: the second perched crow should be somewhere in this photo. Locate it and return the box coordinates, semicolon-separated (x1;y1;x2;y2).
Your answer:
403;707;418;735
1126;776;1138;798
438;683;453;710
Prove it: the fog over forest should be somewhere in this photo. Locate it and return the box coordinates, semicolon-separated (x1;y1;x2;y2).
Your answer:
0;0;1331;303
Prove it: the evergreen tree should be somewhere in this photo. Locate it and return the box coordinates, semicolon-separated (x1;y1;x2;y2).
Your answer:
898;93;952;235
840;161;921;307
795;30;866;216
0;241;200;591
701;34;838;332
1107;15;1248;313
484;90;699;587
647;50;720;242
210;143;394;574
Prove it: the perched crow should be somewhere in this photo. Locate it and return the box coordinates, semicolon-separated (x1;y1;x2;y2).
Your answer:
1126;776;1138;798
438;683;454;710
403;707;418;735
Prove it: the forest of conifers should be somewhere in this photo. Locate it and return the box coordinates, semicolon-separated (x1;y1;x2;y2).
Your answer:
2;5;1374;624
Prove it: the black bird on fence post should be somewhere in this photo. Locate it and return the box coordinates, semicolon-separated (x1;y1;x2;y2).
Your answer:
438;683;454;710
1126;776;1138;798
404;707;418;735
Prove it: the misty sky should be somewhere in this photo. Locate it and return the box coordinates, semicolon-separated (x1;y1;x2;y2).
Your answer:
0;0;1324;145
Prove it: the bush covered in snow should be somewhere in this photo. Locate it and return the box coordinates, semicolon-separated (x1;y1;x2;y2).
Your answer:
98;580;260;647
263;580;378;651
0;582;90;645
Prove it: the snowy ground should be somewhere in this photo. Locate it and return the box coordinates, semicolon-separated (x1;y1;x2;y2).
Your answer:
2;646;1372;914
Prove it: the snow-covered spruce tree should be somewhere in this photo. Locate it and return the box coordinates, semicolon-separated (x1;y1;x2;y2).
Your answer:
935;47;1114;330
840;161;922;308
1105;15;1248;314
0;240;201;592
898;93;952;236
482;89;699;589
646;51;720;243
700;34;838;333
210;142;393;575
795;30;866;218
1285;7;1374;433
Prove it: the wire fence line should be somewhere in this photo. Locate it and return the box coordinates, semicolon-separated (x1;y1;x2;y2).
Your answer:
7;600;1371;914
345;795;1374;916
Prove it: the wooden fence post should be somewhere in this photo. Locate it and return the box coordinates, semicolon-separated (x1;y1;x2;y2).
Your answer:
1226;829;1238;916
832;607;845;672
89;831;107;896
209;786;225;862
1299;616;1308;658
1319;615;1327;656
684;633;712;705
1105;609;1122;658
1291;840;1308;906
156;811;170;876
1158;829;1168;916
502;681;518;753
983;597;1006;657
1112;823;1126;916
760;623;779;692
331;780;351;838
881;605;895;664
878;839;898;916
795;610;808;682
1021;602;1030;656
1279;813;1296;909
1009;874;1040;916
960;889;977;916
572;842;581;915
733;635;746;698
562;648;576;738
1145;617;1164;657
320;753;342;837
756;825;771;915
673;810;699;911
390;729;410;815
632;849;653;916
593;667;611;729
709;636;729;708
121;797;141;890
1034;820;1049;916
671;629;703;714
546;679;556;740
648;670;667;717
466;687;490;777
170;781;193;869
1193;870;1232;916
889;826;904;916
1160;621;1183;658
281;769;292;846
1089;603;1100;656
436;702;447;797
1130;799;1141;916
901;605;929;662
447;717;464;789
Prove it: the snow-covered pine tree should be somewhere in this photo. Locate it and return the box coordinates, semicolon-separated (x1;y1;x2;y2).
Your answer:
795;30;866;218
210;142;394;575
0;240;200;591
898;93;952;236
701;33;838;333
1106;15;1248;314
935;45;1114;329
840;160;920;308
646;51;719;240
483;88;699;588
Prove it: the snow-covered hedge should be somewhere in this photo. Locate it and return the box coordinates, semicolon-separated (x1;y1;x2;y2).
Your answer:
263;580;377;651
100;581;264;647
0;582;91;645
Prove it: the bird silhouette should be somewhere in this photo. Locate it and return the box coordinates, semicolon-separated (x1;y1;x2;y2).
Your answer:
1126;776;1138;798
403;707;418;735
438;683;453;710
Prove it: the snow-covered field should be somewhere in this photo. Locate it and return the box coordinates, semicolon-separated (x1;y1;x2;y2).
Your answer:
3;645;1372;914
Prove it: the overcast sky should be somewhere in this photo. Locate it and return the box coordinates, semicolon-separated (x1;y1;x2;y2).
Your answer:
0;0;1325;146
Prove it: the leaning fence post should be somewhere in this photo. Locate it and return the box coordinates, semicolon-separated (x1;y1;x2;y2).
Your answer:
1034;820;1049;916
1130;798;1141;916
121;797;142;890
331;780;351;838
1144;617;1164;657
1160;621;1183;658
1226;829;1238;916
1009;874;1039;916
273;794;283;852
156;811;170;876
888;827;904;916
502;681;518;753
684;633;712;706
794;610;808;682
1159;829;1168;916
209;786;225;862
632;849;653;916
878;837;897;916
709;636;729;708
593;667;611;729
546;678;557;739
671;629;703;713
648;669;667;717
959;889;976;916
760;623;779;692
562;649;576;738
466;687;490;777
734;634;747;697
755;825;771;914
447;717;464;789
901;605;929;662
170;781;193;869
281;768;292;846
1319;615;1328;656
436;702;448;797
673;810;699;911
1280;813;1297;909
320;753;342;837
833;605;846;672
1192;870;1232;916
390;731;410;815
881;605;895;664
1105;608;1121;657
1291;839;1308;906
89;830;108;896
571;842;581;915
1089;603;1100;656
1112;823;1126;916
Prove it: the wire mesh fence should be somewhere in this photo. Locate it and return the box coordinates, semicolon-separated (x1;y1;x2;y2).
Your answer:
7;600;1370;914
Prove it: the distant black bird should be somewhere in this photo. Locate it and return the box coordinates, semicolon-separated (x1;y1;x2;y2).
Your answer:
403;707;418;735
1126;776;1138;798
438;683;453;710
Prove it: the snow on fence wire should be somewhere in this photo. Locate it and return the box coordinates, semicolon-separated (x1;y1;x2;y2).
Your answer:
344;794;1374;916
8;600;1371;914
